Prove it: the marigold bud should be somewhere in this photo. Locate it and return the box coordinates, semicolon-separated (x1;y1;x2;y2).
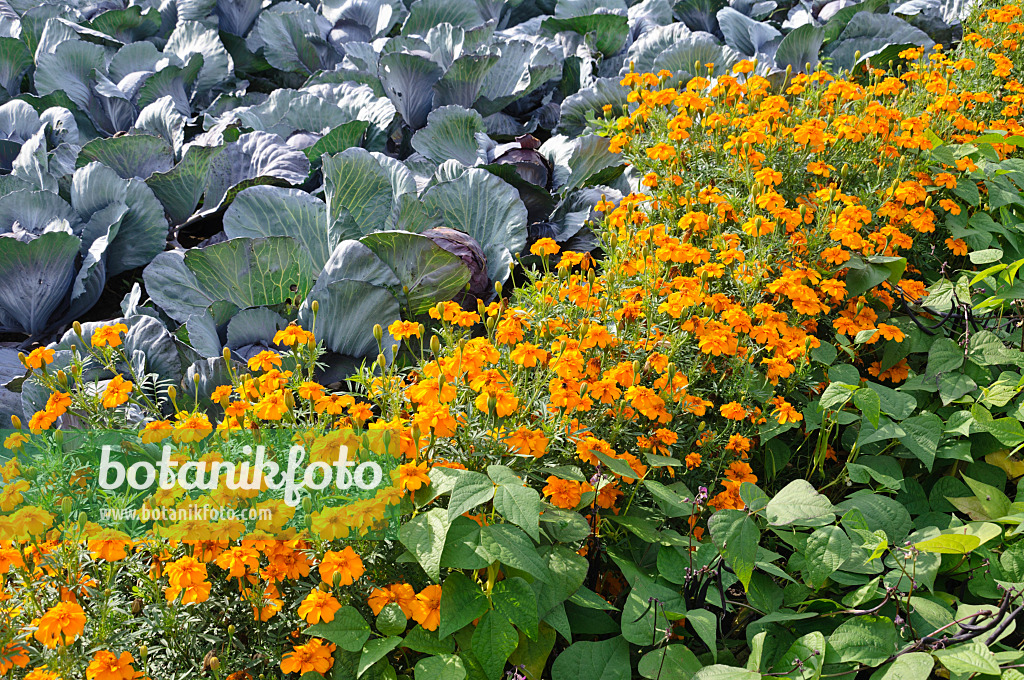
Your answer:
430;335;441;356
11;414;21;429
373;324;383;344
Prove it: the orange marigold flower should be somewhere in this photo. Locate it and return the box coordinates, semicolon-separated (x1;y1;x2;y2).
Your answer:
91;323;129;348
86;650;140;680
34;601;87;648
389;320;421;341
319;547;365;586
46;391;71;417
685;452;702;469
725;461;757;485
771;398;803;424
543;476;583;509
876;323;905;342
247;350;282;372
24;347;55;370
281;639;335;676
101;375;133;409
274;324;315;346
141;419;173;444
410;585;442;631
368;584;417;617
597;482;624;509
720;402;746;421
28;409;57;433
298;589;342;625
945;237;968;255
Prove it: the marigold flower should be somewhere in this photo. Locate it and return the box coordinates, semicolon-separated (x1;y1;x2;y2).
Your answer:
254;392;288;420
543;476;584;509
86;650;140;680
172;412;213;443
685;452;702;469
274;323;315;346
4;432;28;450
141;419;172;443
298;589;342;625
398;461;431;493
389;320;421;341
34;601;87;648
319;546;365;586
46;391;71;417
530;238;560;257
368;583;417;617
720;402;746;421
725;461;757;485
91;323;128;348
281;639;335;675
410;584;442;631
247;350;282;372
28;409;57;433
102;375;133;409
24;347;55;370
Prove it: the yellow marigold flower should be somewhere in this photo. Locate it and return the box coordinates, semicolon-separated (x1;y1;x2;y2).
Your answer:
24;347;54;370
4;432;28;450
0;479;28;511
398;461;430;493
91;323;128;348
141;420;172;443
172;412;213;443
530;238;560;257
